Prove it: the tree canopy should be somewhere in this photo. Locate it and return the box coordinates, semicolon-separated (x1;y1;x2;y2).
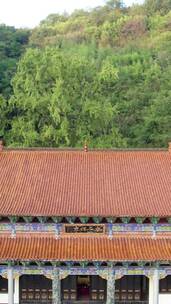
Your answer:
0;25;29;98
0;1;171;148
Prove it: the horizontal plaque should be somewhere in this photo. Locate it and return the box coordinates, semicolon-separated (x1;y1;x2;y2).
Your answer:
64;224;105;234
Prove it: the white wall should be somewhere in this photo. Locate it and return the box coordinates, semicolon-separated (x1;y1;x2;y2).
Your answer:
0;293;8;304
159;293;171;304
0;277;19;304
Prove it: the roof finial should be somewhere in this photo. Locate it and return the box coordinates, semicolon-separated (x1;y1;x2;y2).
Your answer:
84;141;88;152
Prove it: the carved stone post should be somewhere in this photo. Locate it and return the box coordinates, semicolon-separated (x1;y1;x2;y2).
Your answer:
8;267;14;304
52;268;61;304
107;269;115;304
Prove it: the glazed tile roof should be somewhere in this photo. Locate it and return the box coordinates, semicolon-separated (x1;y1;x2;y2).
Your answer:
0;235;171;261
0;150;171;217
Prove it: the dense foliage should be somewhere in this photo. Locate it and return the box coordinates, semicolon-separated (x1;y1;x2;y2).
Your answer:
1;0;171;147
0;25;29;98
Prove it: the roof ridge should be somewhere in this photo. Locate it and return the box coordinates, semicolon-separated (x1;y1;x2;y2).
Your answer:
2;234;171;240
3;147;168;152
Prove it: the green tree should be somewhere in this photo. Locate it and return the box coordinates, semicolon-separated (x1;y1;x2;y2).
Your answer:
0;25;29;98
106;0;125;9
8;47;125;148
1;0;171;148
0;95;8;138
144;0;171;15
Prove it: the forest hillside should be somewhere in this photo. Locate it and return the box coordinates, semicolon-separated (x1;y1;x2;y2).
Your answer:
0;0;171;148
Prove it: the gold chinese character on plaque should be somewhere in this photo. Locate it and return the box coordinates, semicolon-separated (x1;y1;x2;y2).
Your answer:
64;224;105;234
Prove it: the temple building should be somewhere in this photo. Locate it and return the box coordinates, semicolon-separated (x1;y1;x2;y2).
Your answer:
0;140;171;304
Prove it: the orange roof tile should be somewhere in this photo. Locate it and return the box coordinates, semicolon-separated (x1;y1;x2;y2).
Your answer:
0;235;171;261
0;150;171;217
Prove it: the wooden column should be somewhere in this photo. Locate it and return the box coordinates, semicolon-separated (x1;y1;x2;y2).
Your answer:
107;269;115;304
153;269;159;304
149;269;159;304
14;276;20;304
8;267;14;304
52;268;61;304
